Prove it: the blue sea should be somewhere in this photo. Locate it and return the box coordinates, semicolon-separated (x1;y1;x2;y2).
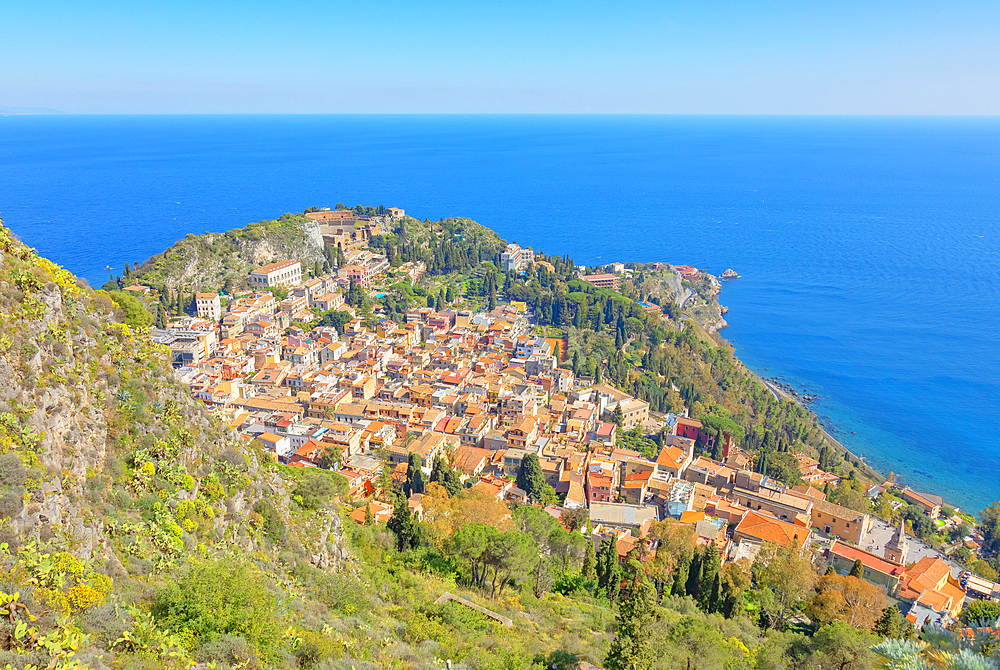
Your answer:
1;115;998;513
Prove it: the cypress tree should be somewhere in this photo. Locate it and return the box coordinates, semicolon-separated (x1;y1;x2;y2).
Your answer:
582;541;597;582
612;403;624;427
671;556;689;597
605;577;656;670
430;455;461;497
516;453;546;502
849;559;865;578
720;590;740;619
404;452;425;497
685;549;702;600
708;573;721;614
698;543;720;611
387;492;418;551
364;502;373;526
596;538;621;603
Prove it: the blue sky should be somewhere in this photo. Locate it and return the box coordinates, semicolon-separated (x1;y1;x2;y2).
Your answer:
2;0;998;114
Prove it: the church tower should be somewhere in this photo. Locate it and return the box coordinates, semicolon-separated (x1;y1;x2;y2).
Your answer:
884;518;909;566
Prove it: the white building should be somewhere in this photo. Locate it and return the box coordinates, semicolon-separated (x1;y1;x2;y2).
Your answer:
250;260;302;288
195;292;222;321
500;243;534;272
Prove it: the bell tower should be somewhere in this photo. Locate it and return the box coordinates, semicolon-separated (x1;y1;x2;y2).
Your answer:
884;518;909;566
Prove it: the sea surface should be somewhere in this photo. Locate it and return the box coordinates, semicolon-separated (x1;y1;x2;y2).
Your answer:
1;115;998;513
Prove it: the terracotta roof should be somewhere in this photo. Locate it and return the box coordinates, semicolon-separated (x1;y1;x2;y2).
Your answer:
656;445;688;469
828;540;905;577
253;260;299;274
791;484;827;501
906;556;952;587
734;511;809;550
452;446;492;474
813;498;867;522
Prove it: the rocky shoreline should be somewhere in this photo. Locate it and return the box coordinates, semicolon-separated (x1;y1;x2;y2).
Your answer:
757;374;886;485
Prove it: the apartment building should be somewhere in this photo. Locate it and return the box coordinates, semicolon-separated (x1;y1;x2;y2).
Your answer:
251;260;302;288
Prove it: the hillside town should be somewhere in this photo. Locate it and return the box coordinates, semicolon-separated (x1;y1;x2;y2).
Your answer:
142;214;996;640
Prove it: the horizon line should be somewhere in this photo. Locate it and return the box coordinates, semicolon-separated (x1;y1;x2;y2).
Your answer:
3;111;1000;118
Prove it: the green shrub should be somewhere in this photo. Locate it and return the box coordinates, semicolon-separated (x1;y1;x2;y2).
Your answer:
0;452;26;487
106;291;153;330
293;630;343;668
194;634;262;668
293;471;336;510
0;487;24;519
252;499;286;544
153;558;282;658
423;601;494;635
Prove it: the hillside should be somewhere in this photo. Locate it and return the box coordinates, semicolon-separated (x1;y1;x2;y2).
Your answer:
0;220;349;669
3;214;983;670
128;213;326;294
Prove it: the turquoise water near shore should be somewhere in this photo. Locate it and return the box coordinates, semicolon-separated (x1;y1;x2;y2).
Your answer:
1;115;997;512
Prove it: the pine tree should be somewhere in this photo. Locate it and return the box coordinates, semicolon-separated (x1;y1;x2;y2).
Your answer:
874;605;902;638
605;577;656;670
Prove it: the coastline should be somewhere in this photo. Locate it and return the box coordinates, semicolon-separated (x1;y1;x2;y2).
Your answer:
726;326;888;486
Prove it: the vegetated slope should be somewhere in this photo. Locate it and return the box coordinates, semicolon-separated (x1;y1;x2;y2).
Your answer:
372;216;508;275
0;220;347;669
130;213;326;293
